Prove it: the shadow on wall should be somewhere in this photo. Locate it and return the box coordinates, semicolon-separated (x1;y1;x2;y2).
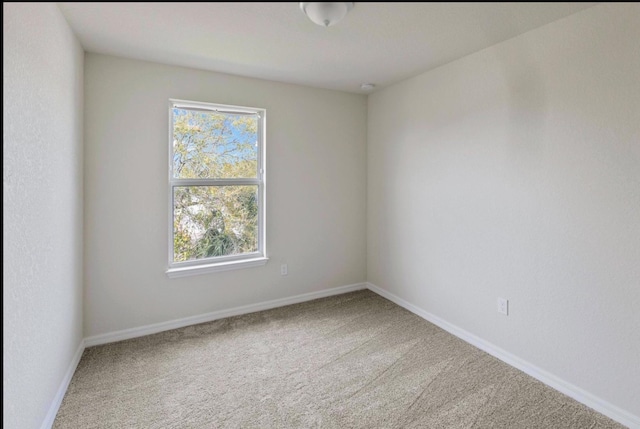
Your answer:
495;37;548;175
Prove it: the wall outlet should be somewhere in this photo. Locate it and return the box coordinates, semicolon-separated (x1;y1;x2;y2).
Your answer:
497;298;509;315
280;264;288;276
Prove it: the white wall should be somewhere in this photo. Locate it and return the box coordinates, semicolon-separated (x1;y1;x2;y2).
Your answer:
84;54;367;337
3;3;84;429
368;2;640;420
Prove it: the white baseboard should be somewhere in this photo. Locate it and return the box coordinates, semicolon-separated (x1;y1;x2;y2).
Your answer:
366;282;639;429
84;282;367;348
40;339;85;429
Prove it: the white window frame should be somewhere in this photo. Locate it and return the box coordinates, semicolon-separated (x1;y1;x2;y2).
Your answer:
166;99;267;278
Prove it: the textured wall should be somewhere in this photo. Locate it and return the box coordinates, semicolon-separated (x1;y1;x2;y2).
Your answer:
3;3;84;429
83;54;367;337
368;3;640;419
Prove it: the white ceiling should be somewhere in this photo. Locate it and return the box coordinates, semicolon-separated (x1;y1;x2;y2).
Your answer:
58;2;596;94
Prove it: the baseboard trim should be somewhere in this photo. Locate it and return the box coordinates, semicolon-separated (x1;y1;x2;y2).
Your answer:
40;339;85;429
366;282;639;429
84;282;367;348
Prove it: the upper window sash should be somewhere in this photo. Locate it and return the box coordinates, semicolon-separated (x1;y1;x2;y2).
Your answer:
170;100;263;181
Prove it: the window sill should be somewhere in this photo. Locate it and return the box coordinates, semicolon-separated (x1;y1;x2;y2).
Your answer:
166;257;269;278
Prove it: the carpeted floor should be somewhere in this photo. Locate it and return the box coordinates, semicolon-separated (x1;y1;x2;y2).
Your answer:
54;290;625;428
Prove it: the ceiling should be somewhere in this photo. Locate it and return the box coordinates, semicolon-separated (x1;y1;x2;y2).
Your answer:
58;2;596;94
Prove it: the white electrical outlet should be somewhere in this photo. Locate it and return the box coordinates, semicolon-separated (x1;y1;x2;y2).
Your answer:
280;264;288;276
497;298;509;315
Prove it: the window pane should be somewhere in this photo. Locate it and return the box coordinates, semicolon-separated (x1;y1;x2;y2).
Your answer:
172;108;258;179
173;185;258;262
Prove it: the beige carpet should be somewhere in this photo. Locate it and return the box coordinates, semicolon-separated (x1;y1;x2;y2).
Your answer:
54;290;624;428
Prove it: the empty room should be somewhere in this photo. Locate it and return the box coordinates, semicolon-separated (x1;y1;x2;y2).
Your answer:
4;2;639;428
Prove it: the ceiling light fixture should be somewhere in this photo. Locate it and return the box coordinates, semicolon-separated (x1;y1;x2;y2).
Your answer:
299;2;354;27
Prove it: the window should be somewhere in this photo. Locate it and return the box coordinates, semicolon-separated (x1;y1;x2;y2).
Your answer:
167;99;267;277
